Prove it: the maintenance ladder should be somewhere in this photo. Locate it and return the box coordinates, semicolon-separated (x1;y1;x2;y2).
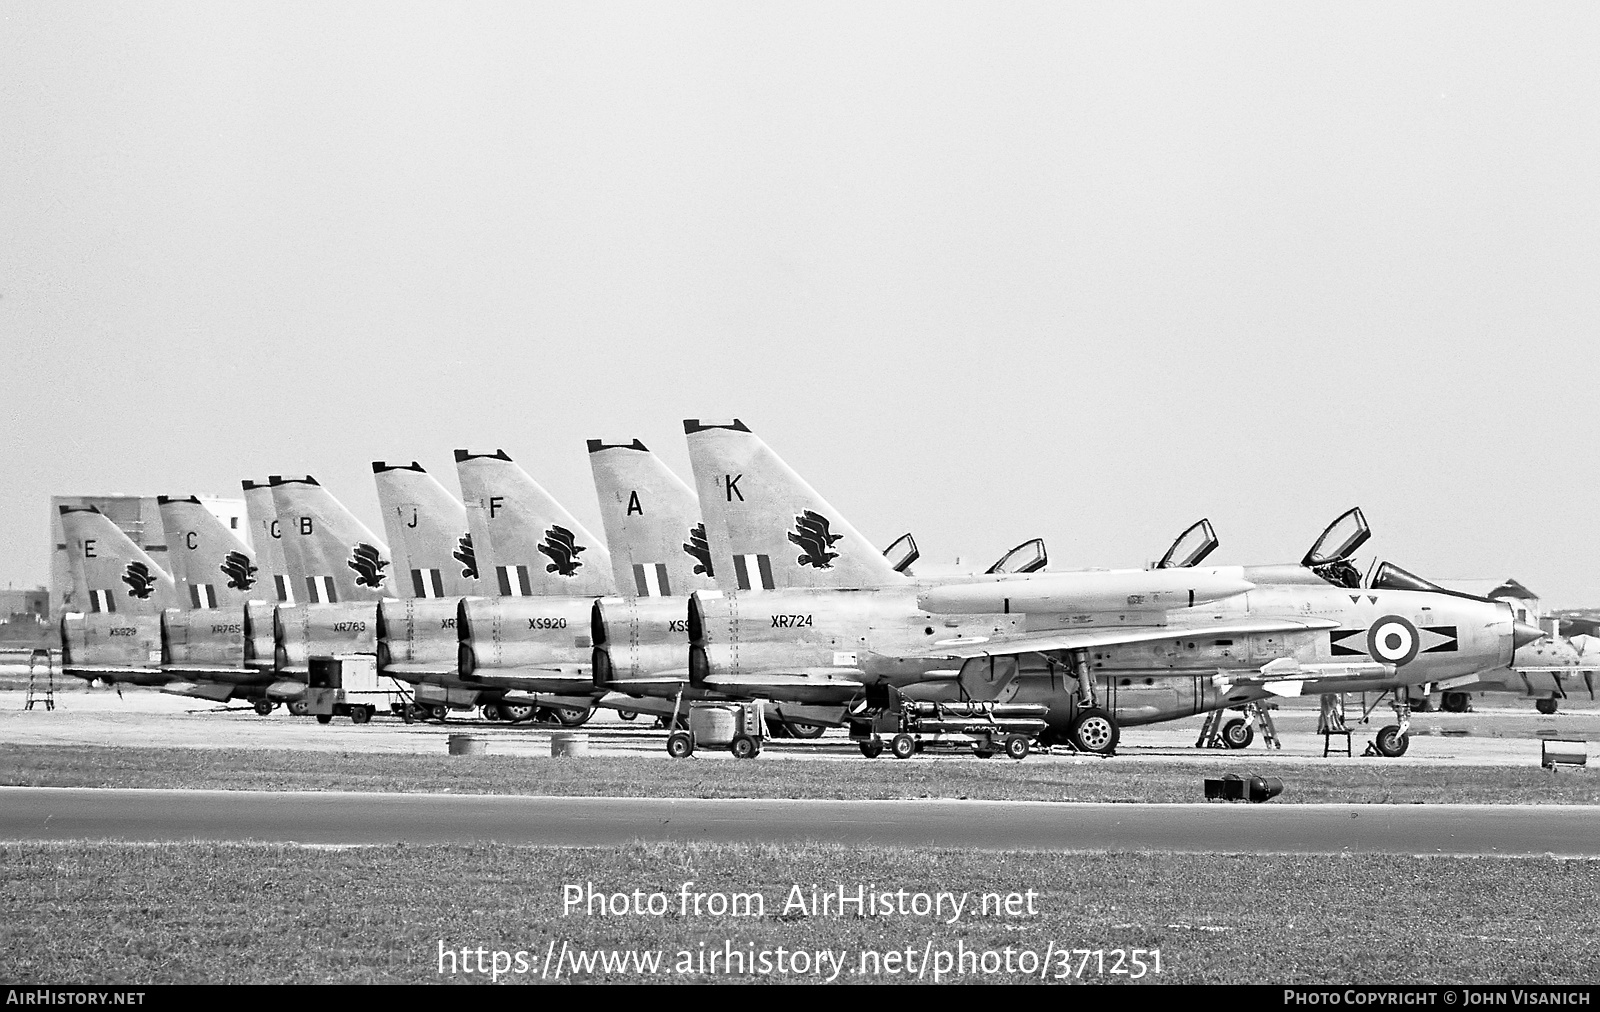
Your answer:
24;648;55;711
1195;701;1282;750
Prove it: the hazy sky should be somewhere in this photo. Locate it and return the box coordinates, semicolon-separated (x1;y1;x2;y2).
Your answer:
3;3;1597;603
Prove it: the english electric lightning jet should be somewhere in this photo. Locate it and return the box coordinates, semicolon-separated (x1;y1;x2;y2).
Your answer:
658;420;1537;756
57;504;287;708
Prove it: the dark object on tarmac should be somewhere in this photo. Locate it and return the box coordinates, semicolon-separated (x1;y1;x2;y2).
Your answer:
1204;774;1283;803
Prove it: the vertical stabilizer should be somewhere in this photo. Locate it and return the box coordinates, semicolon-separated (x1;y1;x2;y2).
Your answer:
372;461;480;599
242;480;295;604
454;449;615;598
269;476;391;604
157;496;264;609
59;505;179;614
587;439;718;598
683;419;903;591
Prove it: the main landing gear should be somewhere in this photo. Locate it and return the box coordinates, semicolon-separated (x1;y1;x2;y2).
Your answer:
1064;649;1120;755
1067;708;1120;754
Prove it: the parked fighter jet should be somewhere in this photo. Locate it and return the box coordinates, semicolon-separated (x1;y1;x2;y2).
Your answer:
446;448;615;722
57;505;175;686
666;420;1537;756
152;495;283;709
582;425;1081;726
911;510;1544;755
57;504;285;708
264;476;389;682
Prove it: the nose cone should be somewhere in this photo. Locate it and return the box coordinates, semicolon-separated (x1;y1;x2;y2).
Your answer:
1513;622;1546;651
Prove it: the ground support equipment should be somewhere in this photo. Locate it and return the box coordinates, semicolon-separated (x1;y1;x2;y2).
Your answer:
663;692;766;759
23;648;54;711
848;692;1048;760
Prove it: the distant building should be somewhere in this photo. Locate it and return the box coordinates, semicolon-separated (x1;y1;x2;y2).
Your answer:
0;586;49;621
50;495;247;615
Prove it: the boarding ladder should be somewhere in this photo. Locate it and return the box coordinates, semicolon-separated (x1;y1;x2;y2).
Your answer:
1194;701;1281;750
24;648;55;711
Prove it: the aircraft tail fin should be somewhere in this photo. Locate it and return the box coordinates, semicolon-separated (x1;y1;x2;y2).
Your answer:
156;496;264;609
372;461;481;598
58;505;179;615
454;449;615;598
241;480;295;603
269;476;391;604
587;439;718;598
683;419;903;591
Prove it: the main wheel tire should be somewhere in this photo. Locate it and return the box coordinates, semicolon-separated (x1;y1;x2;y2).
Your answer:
428;704;450;722
350;706;372;725
482;704;503;721
499;704;535;723
617;709;638;721
786;722;827;740
554;707;593;727
1536;697;1559;715
666;731;695;758
1068;708;1120;754
1440;692;1469;713
315;714;333;725
859;740;884;759
731;734;758;759
287;700;310;717
890;733;917;760
1004;734;1030;760
253;700;274;717
1374;724;1410;757
972;749;996;759
1221;717;1254;750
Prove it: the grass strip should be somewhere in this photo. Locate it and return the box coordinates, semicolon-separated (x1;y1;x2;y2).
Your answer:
3;744;1599;804
2;841;1595;984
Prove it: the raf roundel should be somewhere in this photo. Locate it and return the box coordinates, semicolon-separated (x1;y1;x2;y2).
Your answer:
1366;615;1420;666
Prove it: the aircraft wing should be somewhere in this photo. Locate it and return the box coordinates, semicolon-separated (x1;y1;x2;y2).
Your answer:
603;670;693;690
905;618;1342;661
701;667;869;705
468;664;590;681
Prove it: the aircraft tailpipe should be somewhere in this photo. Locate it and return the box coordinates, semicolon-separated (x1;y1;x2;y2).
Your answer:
591;645;614;687
688;645;709;687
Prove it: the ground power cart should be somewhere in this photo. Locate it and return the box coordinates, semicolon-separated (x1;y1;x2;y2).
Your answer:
850;695;1049;760
665;700;765;759
304;655;389;724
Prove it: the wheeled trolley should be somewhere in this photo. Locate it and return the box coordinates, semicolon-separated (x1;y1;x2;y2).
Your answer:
848;694;1049;760
303;656;399;724
664;698;766;759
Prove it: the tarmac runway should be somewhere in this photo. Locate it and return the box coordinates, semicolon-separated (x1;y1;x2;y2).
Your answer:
4;786;1599;855
5;687;1598;766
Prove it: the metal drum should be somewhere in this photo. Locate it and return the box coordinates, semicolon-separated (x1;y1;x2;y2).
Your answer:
550;731;590;758
689;706;738;746
447;734;487;756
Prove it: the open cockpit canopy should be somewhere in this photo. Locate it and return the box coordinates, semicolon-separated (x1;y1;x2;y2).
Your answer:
1301;507;1369;588
1156;518;1218;569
